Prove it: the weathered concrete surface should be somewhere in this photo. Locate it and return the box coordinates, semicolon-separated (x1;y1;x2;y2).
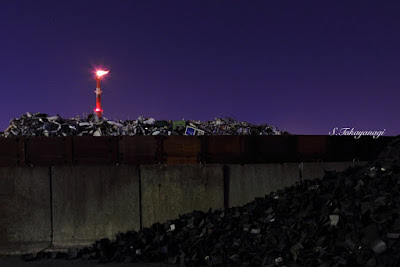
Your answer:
228;164;300;208
0;167;51;255
52;165;140;247
301;161;369;180
141;164;224;228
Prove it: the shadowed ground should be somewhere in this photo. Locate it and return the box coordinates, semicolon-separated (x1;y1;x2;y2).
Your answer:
0;256;175;267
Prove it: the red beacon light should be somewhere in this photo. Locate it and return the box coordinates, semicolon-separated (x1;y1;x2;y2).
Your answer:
94;69;109;118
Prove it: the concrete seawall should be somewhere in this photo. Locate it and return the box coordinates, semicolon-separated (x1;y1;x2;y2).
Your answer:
0;161;368;254
141;164;224;228
0;167;51;254
51;165;140;247
228;163;300;208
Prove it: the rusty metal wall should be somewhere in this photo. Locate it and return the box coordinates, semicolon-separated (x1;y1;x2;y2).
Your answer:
0;136;395;166
25;137;72;166
0;137;22;166
163;136;201;164
205;136;244;164
73;136;119;165
296;135;328;161
119;136;160;164
249;135;297;163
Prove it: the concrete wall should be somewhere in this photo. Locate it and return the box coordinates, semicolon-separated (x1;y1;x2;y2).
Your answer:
302;161;369;180
0;167;51;254
0;161;371;254
140;164;224;228
51;165;140;247
228;163;300;208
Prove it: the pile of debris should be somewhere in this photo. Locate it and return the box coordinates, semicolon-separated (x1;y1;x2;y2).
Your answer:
23;138;400;266
2;113;288;137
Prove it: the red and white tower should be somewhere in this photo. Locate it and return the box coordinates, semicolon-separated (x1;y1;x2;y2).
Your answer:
94;70;109;118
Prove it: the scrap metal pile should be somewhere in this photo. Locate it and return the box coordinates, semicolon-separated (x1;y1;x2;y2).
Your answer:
23;138;400;266
2;112;288;137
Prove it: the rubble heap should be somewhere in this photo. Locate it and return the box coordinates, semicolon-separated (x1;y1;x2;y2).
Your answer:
2;112;288;137
23;138;400;266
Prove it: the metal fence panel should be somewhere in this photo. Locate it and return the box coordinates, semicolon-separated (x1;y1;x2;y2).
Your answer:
326;136;357;161
206;136;243;164
164;136;201;164
119;136;159;164
0;138;21;166
251;135;297;163
25;137;70;166
73;136;118;165
297;135;328;161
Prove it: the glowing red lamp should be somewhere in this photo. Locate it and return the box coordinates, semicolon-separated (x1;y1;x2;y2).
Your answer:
94;70;109;118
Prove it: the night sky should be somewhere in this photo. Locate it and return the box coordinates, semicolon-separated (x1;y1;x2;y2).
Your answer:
1;1;399;135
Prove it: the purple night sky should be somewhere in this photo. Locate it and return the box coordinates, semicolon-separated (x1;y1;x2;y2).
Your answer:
1;1;399;135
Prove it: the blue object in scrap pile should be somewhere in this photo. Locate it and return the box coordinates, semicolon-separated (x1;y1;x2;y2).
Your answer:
185;126;196;135
184;126;204;136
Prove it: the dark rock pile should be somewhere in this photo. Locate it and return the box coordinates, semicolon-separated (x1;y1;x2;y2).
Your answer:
23;138;400;266
2;113;288;137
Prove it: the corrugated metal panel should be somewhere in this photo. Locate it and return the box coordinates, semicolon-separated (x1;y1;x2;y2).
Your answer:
64;137;73;164
19;137;26;166
165;157;199;165
199;136;208;164
241;136;254;163
164;136;201;164
25;137;70;166
368;136;394;159
0;137;21;166
327;136;378;161
322;136;395;162
252;135;297;163
297;135;328;161
119;136;159;164
73;136;118;165
156;136;165;164
111;137;119;164
206;136;243;164
326;136;357;161
0;135;393;166
354;137;378;161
